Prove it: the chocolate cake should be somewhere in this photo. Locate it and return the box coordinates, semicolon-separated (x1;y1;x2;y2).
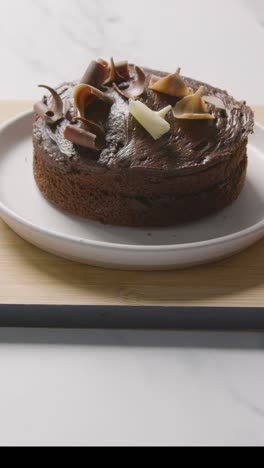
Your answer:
33;59;254;227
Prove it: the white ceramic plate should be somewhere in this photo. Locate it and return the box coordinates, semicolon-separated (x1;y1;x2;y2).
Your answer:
0;110;263;271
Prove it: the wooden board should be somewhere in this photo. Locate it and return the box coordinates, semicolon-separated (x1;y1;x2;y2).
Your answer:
0;101;264;308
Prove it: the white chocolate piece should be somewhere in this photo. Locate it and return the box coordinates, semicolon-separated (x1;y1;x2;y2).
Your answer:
173;86;214;120
129;101;170;140
157;105;172;119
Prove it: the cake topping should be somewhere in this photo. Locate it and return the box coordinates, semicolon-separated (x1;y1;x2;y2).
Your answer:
81;60;109;87
74;117;106;142
203;95;229;117
103;58;130;85
173;86;214;120
149;68;192;98
113;60;130;81
157;105;173;119
74;83;114;118
113;66;146;99
33;102;58;126
97;58;109;69
64;125;102;151
38;85;63;115
64;115;106;152
129;101;171;140
34;85;64;125
203;95;226;110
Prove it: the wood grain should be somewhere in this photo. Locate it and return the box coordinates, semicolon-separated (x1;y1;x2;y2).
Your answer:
0;101;263;307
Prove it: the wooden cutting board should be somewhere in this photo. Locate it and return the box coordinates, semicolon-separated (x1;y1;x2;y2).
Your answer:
0;101;264;308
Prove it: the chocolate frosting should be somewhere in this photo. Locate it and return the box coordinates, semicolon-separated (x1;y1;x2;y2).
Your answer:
33;66;254;176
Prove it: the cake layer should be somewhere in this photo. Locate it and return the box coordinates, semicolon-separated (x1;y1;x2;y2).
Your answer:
34;148;247;227
33;129;247;198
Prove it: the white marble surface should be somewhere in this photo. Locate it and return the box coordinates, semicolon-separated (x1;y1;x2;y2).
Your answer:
1;329;264;446
0;0;263;103
1;0;264;447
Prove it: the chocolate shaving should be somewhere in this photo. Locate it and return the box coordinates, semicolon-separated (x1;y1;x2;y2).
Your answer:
203;95;229;117
203;95;226;110
149;68;192;98
113;66;146;99
33;101;61;126
74;84;114;118
34;102;62;126
34;85;64;125
64;124;102;151
173;86;214;120
103;58;130;85
74;117;105;141
38;84;64;116
81;60;109;87
97;58;109;69
103;58;122;85
114;61;130;81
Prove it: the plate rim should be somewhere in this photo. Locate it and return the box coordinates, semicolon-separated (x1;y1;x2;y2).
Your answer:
0;109;263;253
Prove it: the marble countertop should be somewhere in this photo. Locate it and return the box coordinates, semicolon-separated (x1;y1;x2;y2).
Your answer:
1;328;264;446
0;0;264;447
0;0;263;103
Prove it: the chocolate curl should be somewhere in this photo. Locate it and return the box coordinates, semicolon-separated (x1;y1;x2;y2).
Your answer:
38;85;64;116
173;86;214;120
81;60;109;87
203;95;229;117
74;117;105;142
97;58;109;69
149;68;192;98
113;66;146;99
103;58;130;85
64;125;102;151
74;84;114;118
97;58;110;77
34;85;64;125
114;61;130;80
33;101;61;125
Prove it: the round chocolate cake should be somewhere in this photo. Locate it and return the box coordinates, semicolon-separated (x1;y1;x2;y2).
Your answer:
33;59;254;227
